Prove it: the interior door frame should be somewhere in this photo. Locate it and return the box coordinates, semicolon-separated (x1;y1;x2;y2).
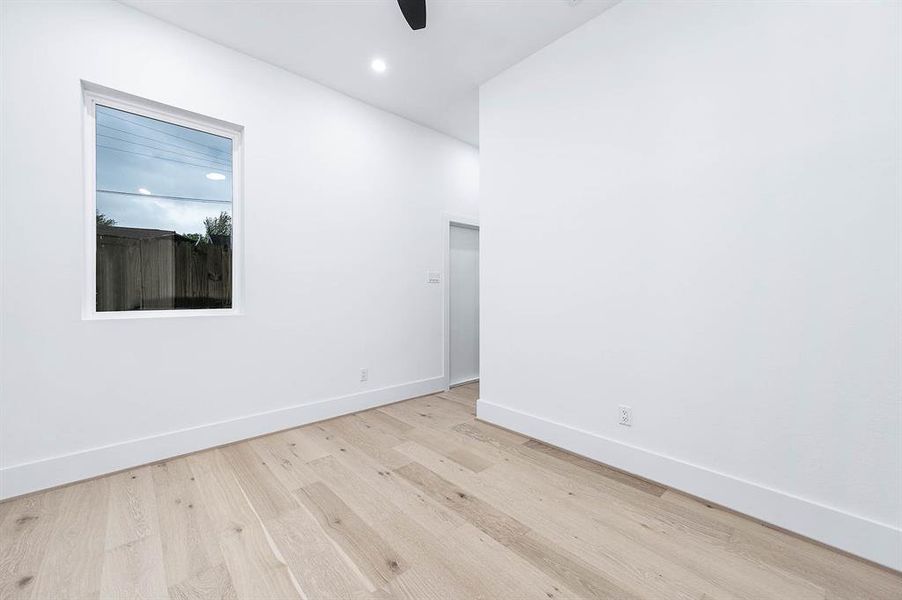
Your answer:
443;213;480;391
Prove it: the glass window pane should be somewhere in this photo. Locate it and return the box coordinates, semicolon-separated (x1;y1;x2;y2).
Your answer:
95;105;233;311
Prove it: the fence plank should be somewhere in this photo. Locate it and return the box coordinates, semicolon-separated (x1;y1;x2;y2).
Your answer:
97;235;142;311
140;236;175;310
96;229;231;312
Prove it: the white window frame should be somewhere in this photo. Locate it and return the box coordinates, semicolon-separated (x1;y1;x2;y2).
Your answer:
82;81;244;320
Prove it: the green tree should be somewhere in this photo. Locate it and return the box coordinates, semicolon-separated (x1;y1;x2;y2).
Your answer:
96;212;116;226
204;212;232;237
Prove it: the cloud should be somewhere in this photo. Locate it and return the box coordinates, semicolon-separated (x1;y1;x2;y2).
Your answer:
98;192;229;235
95;105;232;235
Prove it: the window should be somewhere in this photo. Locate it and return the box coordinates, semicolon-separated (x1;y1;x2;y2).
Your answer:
84;84;242;317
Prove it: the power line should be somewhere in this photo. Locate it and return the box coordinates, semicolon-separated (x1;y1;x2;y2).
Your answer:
98;123;229;163
98;108;231;156
98;134;232;168
97;188;231;205
99;109;231;155
97;144;233;173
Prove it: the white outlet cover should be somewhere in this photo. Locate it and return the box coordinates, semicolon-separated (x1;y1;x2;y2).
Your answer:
618;405;632;426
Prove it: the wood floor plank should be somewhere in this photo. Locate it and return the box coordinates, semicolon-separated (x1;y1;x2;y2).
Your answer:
397;443;693;600
377;402;436;430
390;406;513;467
277;426;333;462
505;530;643;600
219;444;300;520
184;451;256;535
314;419;412;470
408;394;475;425
439;382;479;405
394;460;529;544
186;450;301;600
0;500;15;531
442;523;596;600
342;412;409;448
443;383;479;403
386;565;469;600
487;457;827;600
363;409;415;436
663;490;902;600
381;396;472;430
151;458;224;588
311;440;464;534
402;426;494;472
266;507;375;600
218;526;301;600
0;489;64;600
296;480;407;588
105;466;161;550
168;563;237;600
522;438;668;497
99;534;169;600
500;436;736;545
435;392;476;416
28;478;109;600
306;453;489;598
453;419;530;447
397;437;746;600
395;452;640;599
249;432;320;492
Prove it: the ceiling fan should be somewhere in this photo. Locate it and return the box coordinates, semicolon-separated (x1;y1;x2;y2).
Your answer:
397;0;427;30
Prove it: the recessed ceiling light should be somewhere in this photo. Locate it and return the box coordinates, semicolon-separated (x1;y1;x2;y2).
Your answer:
371;58;387;73
137;188;151;195
206;172;226;181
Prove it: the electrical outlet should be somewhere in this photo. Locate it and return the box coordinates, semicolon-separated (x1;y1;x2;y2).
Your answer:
360;368;368;383
618;405;632;427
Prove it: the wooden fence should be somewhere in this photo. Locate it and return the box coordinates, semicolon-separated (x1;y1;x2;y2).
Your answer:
96;226;231;311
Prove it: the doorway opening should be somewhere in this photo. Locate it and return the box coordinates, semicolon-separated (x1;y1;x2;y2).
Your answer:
446;220;479;388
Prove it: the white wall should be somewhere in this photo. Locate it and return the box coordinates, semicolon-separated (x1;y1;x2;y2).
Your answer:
0;0;478;498
449;224;479;385
478;0;900;569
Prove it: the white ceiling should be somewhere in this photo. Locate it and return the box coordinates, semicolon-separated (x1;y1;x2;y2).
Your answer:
120;0;620;146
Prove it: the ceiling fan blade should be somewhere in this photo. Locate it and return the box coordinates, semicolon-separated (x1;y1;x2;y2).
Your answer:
397;0;427;30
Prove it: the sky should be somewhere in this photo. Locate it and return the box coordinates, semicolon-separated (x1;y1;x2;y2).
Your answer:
95;105;232;235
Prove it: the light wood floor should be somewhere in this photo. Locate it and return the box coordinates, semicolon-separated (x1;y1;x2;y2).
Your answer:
1;383;900;599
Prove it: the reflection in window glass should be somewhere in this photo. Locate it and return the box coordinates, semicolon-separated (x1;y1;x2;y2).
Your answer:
95;105;233;311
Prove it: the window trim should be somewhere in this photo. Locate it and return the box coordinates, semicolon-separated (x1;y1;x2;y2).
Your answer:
82;81;244;320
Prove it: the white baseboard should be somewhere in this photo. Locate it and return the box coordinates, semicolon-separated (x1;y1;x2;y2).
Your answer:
0;376;445;501
477;399;902;571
